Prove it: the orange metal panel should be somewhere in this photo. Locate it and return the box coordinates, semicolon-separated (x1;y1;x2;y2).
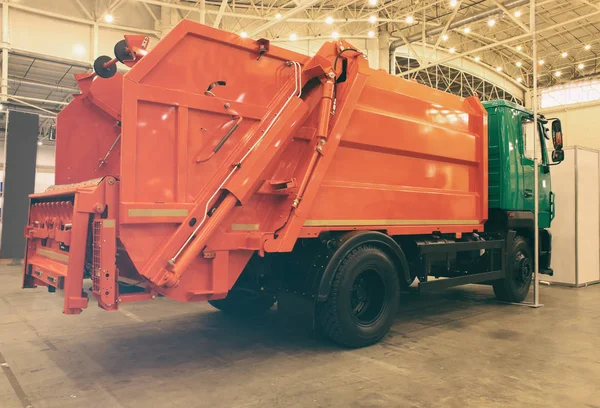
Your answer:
56;75;123;185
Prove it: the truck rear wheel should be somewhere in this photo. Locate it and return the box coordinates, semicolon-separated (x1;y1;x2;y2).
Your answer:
493;235;533;303
208;290;276;316
318;245;400;348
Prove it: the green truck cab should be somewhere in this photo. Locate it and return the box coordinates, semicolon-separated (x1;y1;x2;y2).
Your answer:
483;99;564;277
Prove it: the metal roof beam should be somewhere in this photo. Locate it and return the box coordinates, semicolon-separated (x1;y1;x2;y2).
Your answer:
433;0;463;52
491;0;531;32
142;3;160;25
8;3;160;36
8;78;79;94
248;0;321;37
213;0;228;28
73;0;94;20
395;0;530;46
398;8;600;77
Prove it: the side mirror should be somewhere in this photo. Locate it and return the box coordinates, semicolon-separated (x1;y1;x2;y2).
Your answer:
549;118;564;163
552;149;565;163
551;119;563;150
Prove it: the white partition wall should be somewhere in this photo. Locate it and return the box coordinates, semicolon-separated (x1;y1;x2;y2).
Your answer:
547;147;600;286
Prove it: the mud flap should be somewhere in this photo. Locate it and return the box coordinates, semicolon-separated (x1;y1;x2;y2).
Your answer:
277;290;317;331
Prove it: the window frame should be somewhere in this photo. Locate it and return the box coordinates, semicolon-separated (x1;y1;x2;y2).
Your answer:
521;115;549;165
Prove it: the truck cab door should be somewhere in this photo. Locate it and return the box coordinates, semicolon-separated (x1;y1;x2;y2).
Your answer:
521;116;552;227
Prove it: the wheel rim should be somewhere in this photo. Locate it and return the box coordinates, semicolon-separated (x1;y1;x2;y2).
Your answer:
514;250;532;287
350;269;386;326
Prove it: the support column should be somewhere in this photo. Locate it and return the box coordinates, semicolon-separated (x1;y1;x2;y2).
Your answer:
200;0;206;25
365;37;379;70
1;3;9;103
0;111;39;259
160;6;179;38
524;89;533;109
530;0;542;307
1;48;7;102
378;26;390;74
92;23;99;61
160;6;171;38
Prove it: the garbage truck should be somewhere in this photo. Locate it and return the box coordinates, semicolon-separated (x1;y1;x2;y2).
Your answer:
22;20;564;347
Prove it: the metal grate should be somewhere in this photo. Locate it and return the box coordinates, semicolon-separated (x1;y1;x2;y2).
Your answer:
91;220;102;294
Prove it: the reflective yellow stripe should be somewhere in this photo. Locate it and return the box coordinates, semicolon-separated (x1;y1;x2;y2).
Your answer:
37;248;69;263
303;219;479;227
231;224;260;231
103;219;116;228
128;209;189;217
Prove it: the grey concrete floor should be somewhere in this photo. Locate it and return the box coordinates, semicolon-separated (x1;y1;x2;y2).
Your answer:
1;264;599;408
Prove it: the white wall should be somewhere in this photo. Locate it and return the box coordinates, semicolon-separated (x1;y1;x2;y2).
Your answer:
34;144;56;193
541;101;600;150
0;141;55;194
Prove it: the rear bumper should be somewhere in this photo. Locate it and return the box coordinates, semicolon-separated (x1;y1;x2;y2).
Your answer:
22;177;130;314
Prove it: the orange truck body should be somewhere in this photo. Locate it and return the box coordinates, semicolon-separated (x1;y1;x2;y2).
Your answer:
23;20;487;314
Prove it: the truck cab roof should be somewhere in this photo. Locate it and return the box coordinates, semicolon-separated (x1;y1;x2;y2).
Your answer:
482;99;533;116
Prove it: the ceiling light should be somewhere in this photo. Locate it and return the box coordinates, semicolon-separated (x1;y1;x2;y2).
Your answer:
516;45;522;51
104;14;114;23
240;32;248;38
463;27;471;34
0;103;3;110
538;59;545;65
289;33;297;41
578;63;585;69
332;31;339;39
487;19;496;27
442;34;449;41
514;10;521;17
37;140;43;146
555;71;561;77
474;56;480;62
369;15;377;23
368;30;375;38
450;0;458;7
275;13;282;19
585;44;591;50
406;16;414;24
516;77;523;83
449;47;455;53
368;0;377;5
73;44;85;55
516;61;522;67
496;66;502;72
325;16;333;24
561;51;568;58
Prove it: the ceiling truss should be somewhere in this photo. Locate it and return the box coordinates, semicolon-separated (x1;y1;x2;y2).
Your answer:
1;0;600;131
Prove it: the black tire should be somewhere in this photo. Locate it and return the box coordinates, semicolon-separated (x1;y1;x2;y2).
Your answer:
318;245;400;348
208;290;275;316
493;235;533;302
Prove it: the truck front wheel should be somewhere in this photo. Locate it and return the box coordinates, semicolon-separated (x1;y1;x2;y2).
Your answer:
318;245;400;348
493;235;533;303
208;290;276;316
